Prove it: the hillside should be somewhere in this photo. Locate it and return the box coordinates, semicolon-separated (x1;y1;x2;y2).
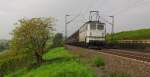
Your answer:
5;47;95;77
108;28;150;40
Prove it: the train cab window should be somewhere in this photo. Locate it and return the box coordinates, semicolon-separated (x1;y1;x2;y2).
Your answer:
90;23;96;30
97;25;104;30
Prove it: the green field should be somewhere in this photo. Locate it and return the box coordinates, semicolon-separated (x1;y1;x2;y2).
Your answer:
5;47;96;77
107;28;150;41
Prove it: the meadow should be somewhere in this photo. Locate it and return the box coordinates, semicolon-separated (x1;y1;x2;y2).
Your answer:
107;28;150;41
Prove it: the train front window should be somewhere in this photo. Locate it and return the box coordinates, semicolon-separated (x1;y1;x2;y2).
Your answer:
97;25;104;30
90;23;96;30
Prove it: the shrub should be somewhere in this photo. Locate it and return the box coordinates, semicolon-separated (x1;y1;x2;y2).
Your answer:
93;56;105;67
51;33;64;48
0;51;35;75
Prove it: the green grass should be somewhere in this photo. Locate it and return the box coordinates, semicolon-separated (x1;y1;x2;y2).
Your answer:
5;68;27;77
43;47;73;60
107;28;150;41
23;61;94;77
5;47;96;77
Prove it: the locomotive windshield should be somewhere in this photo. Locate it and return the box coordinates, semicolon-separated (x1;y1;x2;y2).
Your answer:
97;24;104;30
90;23;96;30
90;23;104;30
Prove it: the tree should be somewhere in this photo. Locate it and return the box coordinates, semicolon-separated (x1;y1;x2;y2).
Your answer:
52;33;64;48
10;17;54;64
0;40;9;52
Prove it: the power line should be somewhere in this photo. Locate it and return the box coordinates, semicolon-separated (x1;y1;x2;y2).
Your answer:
77;0;100;21
67;0;100;29
113;0;147;16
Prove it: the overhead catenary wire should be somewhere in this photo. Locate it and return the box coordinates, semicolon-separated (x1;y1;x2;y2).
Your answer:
113;0;148;16
70;0;100;23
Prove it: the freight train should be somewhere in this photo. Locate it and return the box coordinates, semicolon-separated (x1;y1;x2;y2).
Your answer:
66;21;150;49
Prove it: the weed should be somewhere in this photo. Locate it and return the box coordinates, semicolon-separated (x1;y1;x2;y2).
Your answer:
109;71;132;77
93;56;105;67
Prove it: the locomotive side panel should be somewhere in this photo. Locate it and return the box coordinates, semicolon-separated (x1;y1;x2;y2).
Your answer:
79;24;89;43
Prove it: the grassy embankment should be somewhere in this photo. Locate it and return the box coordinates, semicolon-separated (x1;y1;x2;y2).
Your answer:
5;47;96;77
0;50;35;75
107;28;150;41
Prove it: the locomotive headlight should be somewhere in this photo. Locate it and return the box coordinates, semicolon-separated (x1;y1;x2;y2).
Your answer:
102;33;104;36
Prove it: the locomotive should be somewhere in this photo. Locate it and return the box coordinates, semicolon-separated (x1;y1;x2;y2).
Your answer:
66;20;106;47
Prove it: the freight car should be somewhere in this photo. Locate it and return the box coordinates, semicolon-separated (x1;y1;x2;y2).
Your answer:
117;40;150;49
66;21;106;47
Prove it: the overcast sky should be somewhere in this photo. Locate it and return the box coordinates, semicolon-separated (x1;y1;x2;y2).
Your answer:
0;0;150;39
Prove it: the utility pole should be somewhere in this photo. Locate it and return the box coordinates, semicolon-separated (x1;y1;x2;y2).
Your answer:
110;16;114;41
65;15;70;40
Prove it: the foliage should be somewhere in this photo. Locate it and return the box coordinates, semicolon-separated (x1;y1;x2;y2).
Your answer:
0;50;35;75
51;33;64;48
93;56;105;67
5;47;96;77
10;17;54;64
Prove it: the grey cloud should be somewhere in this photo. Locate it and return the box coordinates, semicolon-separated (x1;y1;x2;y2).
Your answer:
0;0;150;39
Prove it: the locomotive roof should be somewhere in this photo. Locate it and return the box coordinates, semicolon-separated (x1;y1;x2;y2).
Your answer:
81;21;105;28
84;21;105;25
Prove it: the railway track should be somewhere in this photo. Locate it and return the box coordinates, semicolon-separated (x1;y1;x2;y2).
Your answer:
100;49;150;62
66;45;150;62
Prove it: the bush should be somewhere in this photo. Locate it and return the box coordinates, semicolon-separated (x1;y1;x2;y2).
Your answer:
0;50;35;75
51;33;64;48
93;56;105;67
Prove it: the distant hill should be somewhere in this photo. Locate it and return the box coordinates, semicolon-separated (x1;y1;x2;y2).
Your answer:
107;28;150;40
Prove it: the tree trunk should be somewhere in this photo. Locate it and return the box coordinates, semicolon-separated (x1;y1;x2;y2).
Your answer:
0;69;3;77
35;52;44;65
